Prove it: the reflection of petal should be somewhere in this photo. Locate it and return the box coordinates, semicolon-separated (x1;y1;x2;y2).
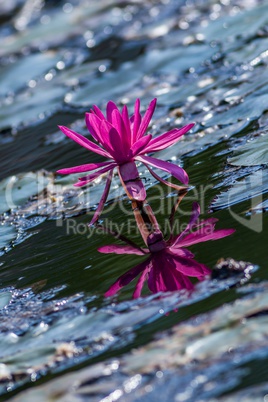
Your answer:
148;253;194;292
58;125;111;158
147;255;166;293
167;247;194;259
136;155;189;184
178;228;236;248
98;244;147;255
143;124;194;153
105;257;151;297
90;169;114;226
133;264;151;299
172;255;211;278
99;199;235;297
172;202;200;245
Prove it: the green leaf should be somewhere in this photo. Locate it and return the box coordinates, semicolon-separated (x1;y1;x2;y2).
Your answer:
228;134;268;166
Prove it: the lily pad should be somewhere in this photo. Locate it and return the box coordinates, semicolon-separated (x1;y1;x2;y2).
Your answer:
226;37;268;65
0;52;61;96
159;120;248;160
144;43;217;75
247;198;268;214
68;43;218;107
223;68;268;104
0;83;67;130
66;62;143;107
0;171;50;214
199;4;268;43
201;85;268;127
0;1;116;56
0;291;12;309
0;287;176;391
6;281;268;402
0;225;17;254
228;134;268;166
210;169;268;210
0;0;24;18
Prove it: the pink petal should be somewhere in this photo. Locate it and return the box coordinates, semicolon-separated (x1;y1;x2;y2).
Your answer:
111;109;130;153
172;255;211;278
143;163;187;192
136;98;157;140
110;108;123;134
178;228;236;248
118;162;146;201
57;161;114;174
142;124;194;153
98;244;147;255
133;265;151;298
130;134;152;157
78;163;116;181
122;178;146;201
100;120;126;161
73;163;116;187
136;155;189;185
93;105;106;120
85;113;116;157
106;101;119;123
74;181;91;187
58;125;112;159
122;105;132;145
85;113;106;146
131;98;141;142
89;169;114;226
104;257;151;297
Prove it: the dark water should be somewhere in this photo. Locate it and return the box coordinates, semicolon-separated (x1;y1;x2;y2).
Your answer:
0;0;268;400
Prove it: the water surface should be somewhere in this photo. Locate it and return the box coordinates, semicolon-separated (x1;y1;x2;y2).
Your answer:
0;0;268;400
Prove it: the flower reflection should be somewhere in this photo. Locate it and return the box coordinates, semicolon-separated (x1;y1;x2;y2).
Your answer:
99;203;235;298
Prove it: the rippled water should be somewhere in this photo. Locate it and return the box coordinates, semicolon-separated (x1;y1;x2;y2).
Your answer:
0;0;268;400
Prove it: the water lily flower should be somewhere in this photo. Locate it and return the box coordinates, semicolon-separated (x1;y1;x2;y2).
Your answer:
98;203;235;298
57;98;194;224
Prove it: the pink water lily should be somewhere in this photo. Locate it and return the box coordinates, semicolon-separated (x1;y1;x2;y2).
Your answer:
57;98;194;225
99;203;235;298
